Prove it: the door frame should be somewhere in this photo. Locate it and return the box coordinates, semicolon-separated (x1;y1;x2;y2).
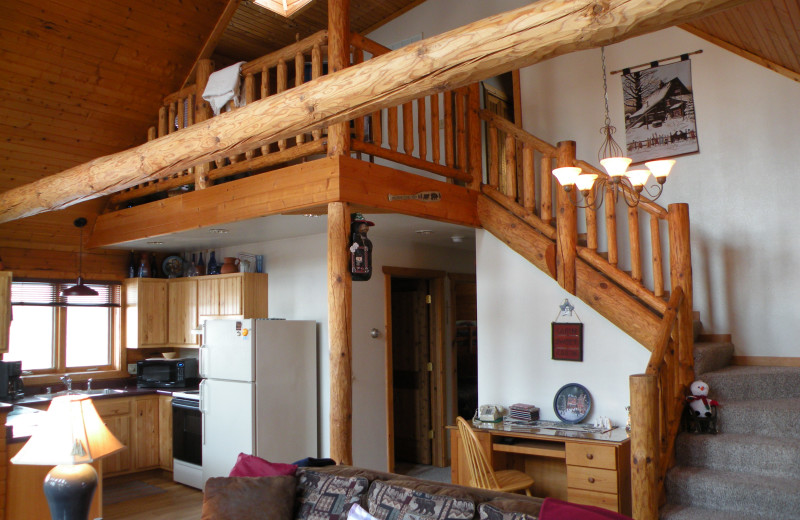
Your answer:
383;266;446;471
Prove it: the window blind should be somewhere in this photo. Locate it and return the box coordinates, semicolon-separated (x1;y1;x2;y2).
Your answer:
11;280;121;307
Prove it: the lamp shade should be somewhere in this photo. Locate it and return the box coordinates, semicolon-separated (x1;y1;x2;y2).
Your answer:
645;159;676;179
626;169;651;187
552;166;582;187
575;173;598;192
11;395;124;466
600;157;632;178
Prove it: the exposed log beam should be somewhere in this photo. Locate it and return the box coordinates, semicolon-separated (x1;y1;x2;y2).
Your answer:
0;0;750;224
181;0;243;89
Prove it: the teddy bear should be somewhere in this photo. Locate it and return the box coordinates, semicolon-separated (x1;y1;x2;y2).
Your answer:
684;380;720;433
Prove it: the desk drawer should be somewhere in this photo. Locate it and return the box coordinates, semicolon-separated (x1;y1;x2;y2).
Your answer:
567;488;620;512
566;443;617;470
567;466;618;494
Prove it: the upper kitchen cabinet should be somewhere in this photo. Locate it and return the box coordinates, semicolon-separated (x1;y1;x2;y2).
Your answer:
198;273;268;319
124;278;168;348
168;278;199;347
0;271;11;353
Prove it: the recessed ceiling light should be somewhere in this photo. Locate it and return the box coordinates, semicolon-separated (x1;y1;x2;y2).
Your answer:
416;229;434;235
147;241;164;245
451;235;464;243
209;228;229;234
303;214;320;218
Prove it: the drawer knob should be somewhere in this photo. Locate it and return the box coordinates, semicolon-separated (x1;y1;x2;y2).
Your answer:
588;477;596;483
586;453;594;460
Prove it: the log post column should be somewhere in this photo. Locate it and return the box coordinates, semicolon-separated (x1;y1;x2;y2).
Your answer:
668;203;693;386
194;58;215;190
327;0;351;157
328;201;353;464
556;140;577;294
630;374;659;520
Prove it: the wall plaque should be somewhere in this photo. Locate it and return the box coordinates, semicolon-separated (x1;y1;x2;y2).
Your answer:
552;322;583;361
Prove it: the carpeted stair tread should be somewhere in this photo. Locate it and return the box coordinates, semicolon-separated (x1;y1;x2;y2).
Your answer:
700;365;800;401
675;432;800;479
692;341;733;375
660;503;776;520
717;397;800;438
665;466;800;518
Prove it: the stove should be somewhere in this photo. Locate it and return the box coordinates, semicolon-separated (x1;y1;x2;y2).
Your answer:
171;388;202;489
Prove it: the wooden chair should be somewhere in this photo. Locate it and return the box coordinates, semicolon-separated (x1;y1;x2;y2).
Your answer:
456;416;534;496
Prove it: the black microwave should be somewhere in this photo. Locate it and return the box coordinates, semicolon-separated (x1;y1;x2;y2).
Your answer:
137;358;199;388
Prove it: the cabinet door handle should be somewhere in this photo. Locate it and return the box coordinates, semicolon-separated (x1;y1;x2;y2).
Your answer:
588;477;596;483
586;453;594;460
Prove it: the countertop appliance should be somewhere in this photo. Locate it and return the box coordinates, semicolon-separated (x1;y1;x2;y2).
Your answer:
199;319;317;484
137;357;199;388
0;360;24;401
172;389;202;489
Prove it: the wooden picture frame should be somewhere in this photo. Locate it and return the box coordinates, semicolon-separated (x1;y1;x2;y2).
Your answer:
552;322;583;361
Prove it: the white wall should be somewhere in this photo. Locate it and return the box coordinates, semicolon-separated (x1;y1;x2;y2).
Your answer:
520;27;800;357
477;231;649;427
220;218;476;470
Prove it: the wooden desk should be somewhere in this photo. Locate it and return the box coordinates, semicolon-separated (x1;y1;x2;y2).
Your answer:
448;422;631;515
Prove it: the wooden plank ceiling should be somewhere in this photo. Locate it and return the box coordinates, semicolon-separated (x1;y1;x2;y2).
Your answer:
0;0;796;276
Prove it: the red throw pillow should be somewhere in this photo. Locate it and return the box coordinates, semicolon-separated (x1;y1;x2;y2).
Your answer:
228;452;298;478
538;498;632;520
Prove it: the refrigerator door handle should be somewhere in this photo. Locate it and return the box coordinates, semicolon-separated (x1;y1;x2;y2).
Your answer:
199;379;207;446
199;344;208;378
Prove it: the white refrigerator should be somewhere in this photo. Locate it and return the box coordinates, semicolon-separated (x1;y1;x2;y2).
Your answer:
199;319;318;483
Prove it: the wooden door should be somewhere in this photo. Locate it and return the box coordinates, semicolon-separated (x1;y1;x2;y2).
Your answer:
197;278;220;316
217;275;242;316
134;397;160;470
102;414;132;474
391;277;432;465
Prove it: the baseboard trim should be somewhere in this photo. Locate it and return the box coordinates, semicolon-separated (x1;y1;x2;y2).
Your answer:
697;334;732;343
732;356;800;367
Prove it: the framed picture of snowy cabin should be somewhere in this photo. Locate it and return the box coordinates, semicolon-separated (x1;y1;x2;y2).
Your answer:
622;58;699;163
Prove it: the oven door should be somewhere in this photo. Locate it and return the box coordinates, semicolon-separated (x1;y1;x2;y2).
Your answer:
172;397;202;466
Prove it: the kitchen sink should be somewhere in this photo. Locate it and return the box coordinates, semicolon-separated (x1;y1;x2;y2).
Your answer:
33;388;126;399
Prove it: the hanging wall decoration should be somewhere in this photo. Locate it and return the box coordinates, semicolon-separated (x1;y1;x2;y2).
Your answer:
349;213;374;281
552;299;583;362
619;51;701;164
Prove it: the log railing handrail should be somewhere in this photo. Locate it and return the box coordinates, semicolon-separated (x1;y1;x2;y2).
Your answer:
241;30;328;76
480;110;557;155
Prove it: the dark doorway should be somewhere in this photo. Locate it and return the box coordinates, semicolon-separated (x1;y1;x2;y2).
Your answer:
450;274;478;420
391;277;432;465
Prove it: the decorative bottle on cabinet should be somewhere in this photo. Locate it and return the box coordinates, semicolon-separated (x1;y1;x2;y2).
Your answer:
197;252;206;276
127;251;136;278
150;254;159;278
138;253;151;278
207;251;219;275
186;254;198;277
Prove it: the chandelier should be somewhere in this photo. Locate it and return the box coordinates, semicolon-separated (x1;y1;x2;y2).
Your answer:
552;47;675;208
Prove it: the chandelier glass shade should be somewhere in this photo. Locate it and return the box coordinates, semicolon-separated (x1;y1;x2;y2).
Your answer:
553;47;675;209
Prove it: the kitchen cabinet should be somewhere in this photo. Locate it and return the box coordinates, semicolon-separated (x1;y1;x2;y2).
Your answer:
198;272;268;319
95;395;162;477
168;278;199;347
124;278;168;348
0;271;11;354
158;394;173;470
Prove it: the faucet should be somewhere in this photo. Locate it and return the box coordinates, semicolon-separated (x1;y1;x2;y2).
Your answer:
87;378;93;391
61;374;72;392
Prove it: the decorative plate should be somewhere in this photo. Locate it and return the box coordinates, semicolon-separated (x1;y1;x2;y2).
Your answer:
553;383;592;424
162;255;184;278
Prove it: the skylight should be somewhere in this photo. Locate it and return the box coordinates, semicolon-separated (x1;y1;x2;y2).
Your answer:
253;0;315;18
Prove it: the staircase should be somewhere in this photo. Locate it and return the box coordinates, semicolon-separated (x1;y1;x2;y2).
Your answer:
661;337;800;519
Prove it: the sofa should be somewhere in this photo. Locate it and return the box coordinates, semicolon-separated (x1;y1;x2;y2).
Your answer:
200;463;632;520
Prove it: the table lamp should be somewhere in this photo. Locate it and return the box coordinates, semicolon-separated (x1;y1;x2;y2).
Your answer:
11;394;125;520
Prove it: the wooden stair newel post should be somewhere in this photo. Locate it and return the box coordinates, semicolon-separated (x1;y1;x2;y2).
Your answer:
328;201;353;465
327;0;351;157
630;373;660;520
668;203;693;386
194;58;214;190
556;140;577;294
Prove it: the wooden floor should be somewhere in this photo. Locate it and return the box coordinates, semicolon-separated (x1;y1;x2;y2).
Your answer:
102;470;203;520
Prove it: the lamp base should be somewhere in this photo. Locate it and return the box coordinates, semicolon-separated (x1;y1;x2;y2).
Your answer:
43;463;97;520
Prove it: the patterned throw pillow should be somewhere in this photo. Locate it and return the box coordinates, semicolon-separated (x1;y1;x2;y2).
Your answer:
366;480;475;520
478;503;537;520
295;469;370;520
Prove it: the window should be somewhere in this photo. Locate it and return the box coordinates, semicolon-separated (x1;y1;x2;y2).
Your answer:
6;280;121;375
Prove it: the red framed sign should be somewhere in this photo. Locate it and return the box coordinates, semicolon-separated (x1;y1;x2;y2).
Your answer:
552;322;583;361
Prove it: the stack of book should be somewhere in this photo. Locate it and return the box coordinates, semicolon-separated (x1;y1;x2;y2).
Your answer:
508;403;540;423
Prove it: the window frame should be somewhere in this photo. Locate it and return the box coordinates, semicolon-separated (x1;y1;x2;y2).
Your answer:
9;279;125;385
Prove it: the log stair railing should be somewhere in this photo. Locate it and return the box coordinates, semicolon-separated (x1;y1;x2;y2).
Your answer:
479;111;693;520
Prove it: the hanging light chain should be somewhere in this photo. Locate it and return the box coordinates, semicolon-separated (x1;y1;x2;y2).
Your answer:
602;46;611;129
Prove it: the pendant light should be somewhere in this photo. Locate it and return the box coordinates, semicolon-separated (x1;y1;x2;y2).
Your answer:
61;217;98;297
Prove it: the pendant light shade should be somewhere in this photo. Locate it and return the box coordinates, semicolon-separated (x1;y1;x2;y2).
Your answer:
62;218;98;297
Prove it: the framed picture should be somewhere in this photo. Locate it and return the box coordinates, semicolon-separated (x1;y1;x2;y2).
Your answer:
552;322;583;361
622;58;699;163
553;383;593;424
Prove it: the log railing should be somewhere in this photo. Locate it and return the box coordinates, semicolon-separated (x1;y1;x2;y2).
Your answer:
111;31;330;207
480;111;694;519
349;34;480;187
